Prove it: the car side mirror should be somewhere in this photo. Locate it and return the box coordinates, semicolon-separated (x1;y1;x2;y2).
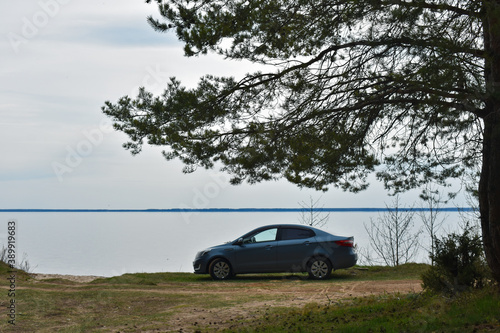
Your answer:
235;238;244;245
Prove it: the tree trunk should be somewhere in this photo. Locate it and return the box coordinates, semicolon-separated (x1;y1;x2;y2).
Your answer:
480;115;500;285
480;0;500;285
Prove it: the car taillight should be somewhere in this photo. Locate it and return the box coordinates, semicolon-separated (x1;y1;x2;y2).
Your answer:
334;239;354;247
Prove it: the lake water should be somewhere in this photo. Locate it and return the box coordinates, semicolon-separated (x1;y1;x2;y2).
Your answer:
0;210;468;277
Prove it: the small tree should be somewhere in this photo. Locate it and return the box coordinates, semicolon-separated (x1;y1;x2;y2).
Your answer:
419;184;446;265
297;196;329;228
422;223;490;294
364;196;421;266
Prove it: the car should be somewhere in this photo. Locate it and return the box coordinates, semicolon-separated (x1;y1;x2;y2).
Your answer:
193;224;357;280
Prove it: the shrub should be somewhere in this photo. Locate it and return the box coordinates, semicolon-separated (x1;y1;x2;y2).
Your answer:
422;224;491;294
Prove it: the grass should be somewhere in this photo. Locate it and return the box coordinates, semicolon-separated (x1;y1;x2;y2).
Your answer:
0;260;32;281
91;271;209;284
0;262;498;332
227;288;500;332
11;288;201;332
85;263;428;285
332;263;428;281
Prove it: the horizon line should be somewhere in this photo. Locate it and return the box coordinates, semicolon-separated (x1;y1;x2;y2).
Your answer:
0;207;474;213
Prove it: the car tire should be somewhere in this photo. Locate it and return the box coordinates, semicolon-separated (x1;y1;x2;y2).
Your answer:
209;258;233;280
307;257;332;280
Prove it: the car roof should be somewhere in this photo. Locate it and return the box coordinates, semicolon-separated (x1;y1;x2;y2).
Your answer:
234;224;347;242
255;224;311;229
247;224;324;233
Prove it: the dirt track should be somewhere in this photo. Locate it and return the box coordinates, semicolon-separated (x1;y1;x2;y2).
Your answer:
168;279;422;332
33;274;422;332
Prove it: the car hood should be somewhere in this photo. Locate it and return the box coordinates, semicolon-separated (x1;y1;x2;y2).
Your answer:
199;241;235;253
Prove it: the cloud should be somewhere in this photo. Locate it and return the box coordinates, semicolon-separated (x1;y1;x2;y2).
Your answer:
2;0;176;55
0;0;452;211
61;21;177;47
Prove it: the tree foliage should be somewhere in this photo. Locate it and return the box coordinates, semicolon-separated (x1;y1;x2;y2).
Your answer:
102;0;500;283
103;0;484;191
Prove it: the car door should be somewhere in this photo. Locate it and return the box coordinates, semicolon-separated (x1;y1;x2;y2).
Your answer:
233;227;278;273
275;227;316;271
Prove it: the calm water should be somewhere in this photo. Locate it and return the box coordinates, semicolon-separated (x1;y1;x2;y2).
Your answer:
0;210;466;276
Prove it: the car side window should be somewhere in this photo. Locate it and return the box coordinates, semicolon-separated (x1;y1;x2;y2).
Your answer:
243;228;277;243
280;228;315;240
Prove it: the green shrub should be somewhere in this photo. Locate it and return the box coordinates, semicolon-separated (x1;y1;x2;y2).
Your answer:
422;224;491;294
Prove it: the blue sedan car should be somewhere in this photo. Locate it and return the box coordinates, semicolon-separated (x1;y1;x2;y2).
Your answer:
193;224;357;280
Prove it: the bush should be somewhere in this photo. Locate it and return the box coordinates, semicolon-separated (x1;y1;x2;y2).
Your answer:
422;224;491;294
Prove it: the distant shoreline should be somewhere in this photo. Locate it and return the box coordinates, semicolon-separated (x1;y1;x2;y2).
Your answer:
0;207;474;213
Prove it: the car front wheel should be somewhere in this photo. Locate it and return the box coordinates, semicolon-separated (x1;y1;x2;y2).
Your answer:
209;258;233;280
307;257;332;280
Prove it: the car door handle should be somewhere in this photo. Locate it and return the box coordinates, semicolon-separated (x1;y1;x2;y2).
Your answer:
303;241;310;246
265;245;273;250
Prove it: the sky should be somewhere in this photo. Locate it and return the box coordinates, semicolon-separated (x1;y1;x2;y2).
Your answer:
0;0;467;210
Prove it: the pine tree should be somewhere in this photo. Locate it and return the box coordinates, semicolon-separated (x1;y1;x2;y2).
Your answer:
103;1;500;284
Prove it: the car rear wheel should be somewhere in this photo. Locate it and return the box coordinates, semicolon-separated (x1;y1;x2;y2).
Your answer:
209;258;233;280
307;257;332;280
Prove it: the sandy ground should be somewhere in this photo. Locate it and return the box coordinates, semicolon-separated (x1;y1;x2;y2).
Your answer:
32;273;104;283
31;273;423;332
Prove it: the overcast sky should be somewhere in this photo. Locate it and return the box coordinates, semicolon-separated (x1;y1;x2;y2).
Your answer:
1;0;467;210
